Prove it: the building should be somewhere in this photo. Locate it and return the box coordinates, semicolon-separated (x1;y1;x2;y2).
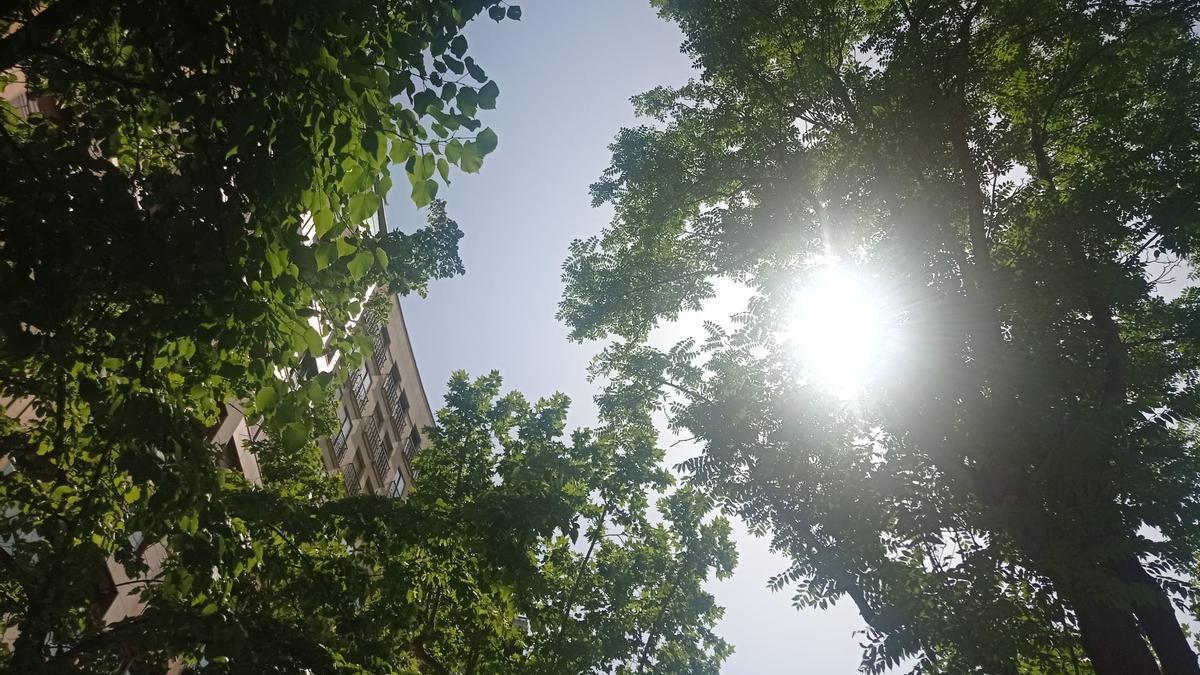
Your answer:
322;292;434;498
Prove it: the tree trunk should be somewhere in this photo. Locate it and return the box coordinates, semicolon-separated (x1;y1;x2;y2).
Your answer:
1114;555;1200;675
1003;517;1163;675
1068;590;1161;675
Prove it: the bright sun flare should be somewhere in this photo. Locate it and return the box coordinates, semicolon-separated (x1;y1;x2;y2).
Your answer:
784;265;889;400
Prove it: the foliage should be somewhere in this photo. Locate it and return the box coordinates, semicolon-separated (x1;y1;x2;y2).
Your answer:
561;1;1200;673
0;0;512;670
6;372;734;673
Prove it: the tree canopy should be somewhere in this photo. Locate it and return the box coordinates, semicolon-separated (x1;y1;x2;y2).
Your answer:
0;2;735;672
3;371;735;673
0;0;513;670
561;1;1200;673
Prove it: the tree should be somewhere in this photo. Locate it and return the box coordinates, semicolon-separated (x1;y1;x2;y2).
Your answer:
15;372;734;673
0;0;512;669
561;1;1200;673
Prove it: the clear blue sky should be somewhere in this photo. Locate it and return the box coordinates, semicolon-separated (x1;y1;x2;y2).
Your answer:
384;2;867;672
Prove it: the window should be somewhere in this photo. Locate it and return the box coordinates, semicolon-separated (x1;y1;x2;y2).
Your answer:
350;363;371;412
404;429;420;463
332;408;352;460
373;437;391;482
343;462;361;496
373;326;390;373
383;369;409;434
221;439;242;472
388;473;406;499
362;412;381;454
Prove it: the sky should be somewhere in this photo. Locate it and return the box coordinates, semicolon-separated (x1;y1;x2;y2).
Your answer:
384;2;867;672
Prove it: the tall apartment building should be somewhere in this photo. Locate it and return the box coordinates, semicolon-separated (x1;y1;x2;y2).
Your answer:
322;293;435;498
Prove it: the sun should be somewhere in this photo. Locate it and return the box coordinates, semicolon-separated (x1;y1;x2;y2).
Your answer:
783;264;890;400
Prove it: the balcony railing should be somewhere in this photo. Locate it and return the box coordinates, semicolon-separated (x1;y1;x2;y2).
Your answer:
332;431;348;461
372;440;390;482
332;418;350;461
372;328;389;374
343;463;360;496
382;373;409;436
349;365;371;413
402;437;417;464
362;415;381;456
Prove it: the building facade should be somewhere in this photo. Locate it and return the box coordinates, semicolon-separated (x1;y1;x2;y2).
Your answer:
322;293;435;498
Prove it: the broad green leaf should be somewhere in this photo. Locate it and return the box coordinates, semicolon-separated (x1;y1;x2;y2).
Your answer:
336;238;357;258
348;191;381;224
411;178;439;208
301;325;324;355
282;423;307;453
478;81;499;110
390;138;415;165
313;209;335;238
255;385;279;411
476;127;498;155
459;142;483;173
348;250;374;280
315;242;338;270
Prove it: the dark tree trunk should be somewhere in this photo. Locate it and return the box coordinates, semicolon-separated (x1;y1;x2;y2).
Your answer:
1069;591;1161;675
1004;520;1163;675
1114;555;1200;675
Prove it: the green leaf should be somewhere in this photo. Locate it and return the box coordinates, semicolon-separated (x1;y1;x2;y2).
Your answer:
302;325;324;355
315;242;337;270
50;484;73;503
375;248;390;269
446;139;463;164
255;385;279;411
336;238;357;259
124;485;142;504
459;143;483;173
411;178;439;208
313;209;335;238
465;57;486;83
390;138;415;165
348;191;381;224
450;35;468;58
476;128;498;155
348;250;374;280
340;163;366;193
506;5;522;20
488;6;505;21
282;423;307;453
437;157;450;182
179;513;198;536
478;81;499;110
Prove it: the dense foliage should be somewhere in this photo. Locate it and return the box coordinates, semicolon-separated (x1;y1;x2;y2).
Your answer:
561;1;1200;673
0;0;514;670
10;371;734;673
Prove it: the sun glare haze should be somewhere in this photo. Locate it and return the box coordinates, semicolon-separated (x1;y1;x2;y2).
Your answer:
784;264;890;400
